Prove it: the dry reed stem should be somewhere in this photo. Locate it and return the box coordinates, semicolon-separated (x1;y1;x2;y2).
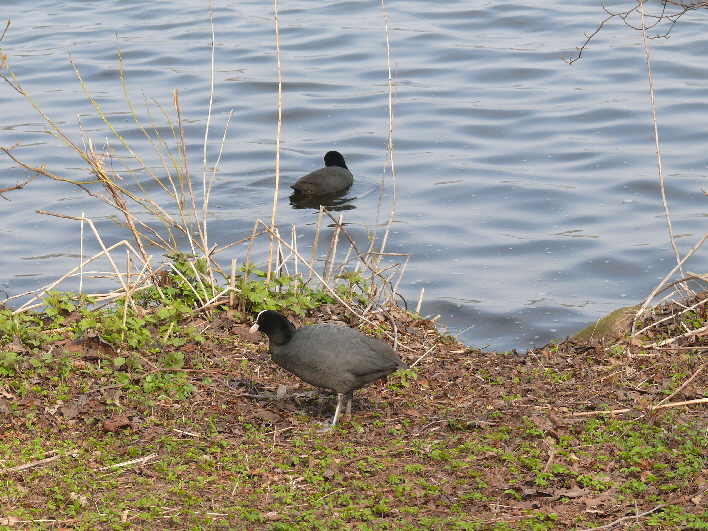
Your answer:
169;264;206;308
634;294;707;339
252;220;398;339
306;209;409;304
213;230;270;255
308;207;324;285
336;245;355;280
632;229;708;340
653;323;708;347
190;259;214;300
687;271;708;283
639;0;682;275
202;0;216;254
324;214;344;283
320;208;409;295
570;397;708;418
9;245;144;315
291;224;299;277
79;213;85;293
655;362;705;407
274;228;284;277
37;212;137;308
376;0;398;259
229;259;237;307
416;288;425;315
240;221;261;312
121;268;132;336
193;286;238;314
390;254;410;297
267;0;283;282
409;345;436;369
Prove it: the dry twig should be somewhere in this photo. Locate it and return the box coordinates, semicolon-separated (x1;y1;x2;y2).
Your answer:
0;449;79;474
575;505;664;531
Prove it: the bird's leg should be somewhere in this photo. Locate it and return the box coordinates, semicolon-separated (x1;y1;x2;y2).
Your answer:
344;391;353;419
330;393;344;427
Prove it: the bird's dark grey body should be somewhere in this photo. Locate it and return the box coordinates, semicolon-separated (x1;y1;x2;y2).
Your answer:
250;310;407;426
270;323;404;394
291;151;353;195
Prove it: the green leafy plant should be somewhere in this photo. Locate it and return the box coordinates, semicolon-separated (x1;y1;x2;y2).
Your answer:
237;263;336;316
0;310;44;347
43;290;77;319
0;350;21;376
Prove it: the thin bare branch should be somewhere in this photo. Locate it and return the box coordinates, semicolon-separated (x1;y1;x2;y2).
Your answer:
564;0;708;64
0;171;38;200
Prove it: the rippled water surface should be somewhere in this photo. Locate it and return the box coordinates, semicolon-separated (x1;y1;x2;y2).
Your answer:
2;0;708;350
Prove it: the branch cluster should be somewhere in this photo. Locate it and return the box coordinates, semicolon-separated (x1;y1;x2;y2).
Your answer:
565;0;708;64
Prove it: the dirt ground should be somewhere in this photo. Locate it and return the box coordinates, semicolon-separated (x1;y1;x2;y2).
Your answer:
2;301;708;530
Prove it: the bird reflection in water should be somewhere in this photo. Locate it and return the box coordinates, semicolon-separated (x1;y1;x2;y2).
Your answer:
289;188;356;211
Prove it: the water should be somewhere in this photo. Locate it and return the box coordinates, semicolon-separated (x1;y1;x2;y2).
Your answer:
2;0;708;351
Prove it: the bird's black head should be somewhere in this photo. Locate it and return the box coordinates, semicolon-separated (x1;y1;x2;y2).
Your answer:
323;151;348;169
250;310;296;346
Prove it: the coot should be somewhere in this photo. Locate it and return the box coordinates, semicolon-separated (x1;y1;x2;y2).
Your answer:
250;310;407;426
290;151;353;195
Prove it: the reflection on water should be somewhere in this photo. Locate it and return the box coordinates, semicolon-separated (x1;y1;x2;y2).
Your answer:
289;188;356;211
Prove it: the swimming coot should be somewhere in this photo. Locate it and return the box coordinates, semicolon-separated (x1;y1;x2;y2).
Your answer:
290;151;353;195
249;310;407;426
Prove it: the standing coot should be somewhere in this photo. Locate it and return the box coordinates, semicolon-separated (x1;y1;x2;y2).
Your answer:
290;151;353;195
250;310;407;427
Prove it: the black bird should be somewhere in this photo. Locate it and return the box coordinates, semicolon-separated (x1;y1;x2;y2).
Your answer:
290;151;353;195
250;310;407;427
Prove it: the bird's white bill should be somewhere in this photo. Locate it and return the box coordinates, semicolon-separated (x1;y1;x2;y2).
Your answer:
249;323;260;333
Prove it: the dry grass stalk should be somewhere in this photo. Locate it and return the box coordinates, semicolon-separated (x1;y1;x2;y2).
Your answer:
0;7;409;323
242;220;406;338
570;396;708;418
93;453;158;472
575;505;664;531
324;214;344;283
267;0;284;282
653;323;708;347
632;231;708;342
369;0;398;269
656;362;705;407
638;0;682;275
307;207;325;285
229;259;237;308
6;219;148;314
633;286;707;338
